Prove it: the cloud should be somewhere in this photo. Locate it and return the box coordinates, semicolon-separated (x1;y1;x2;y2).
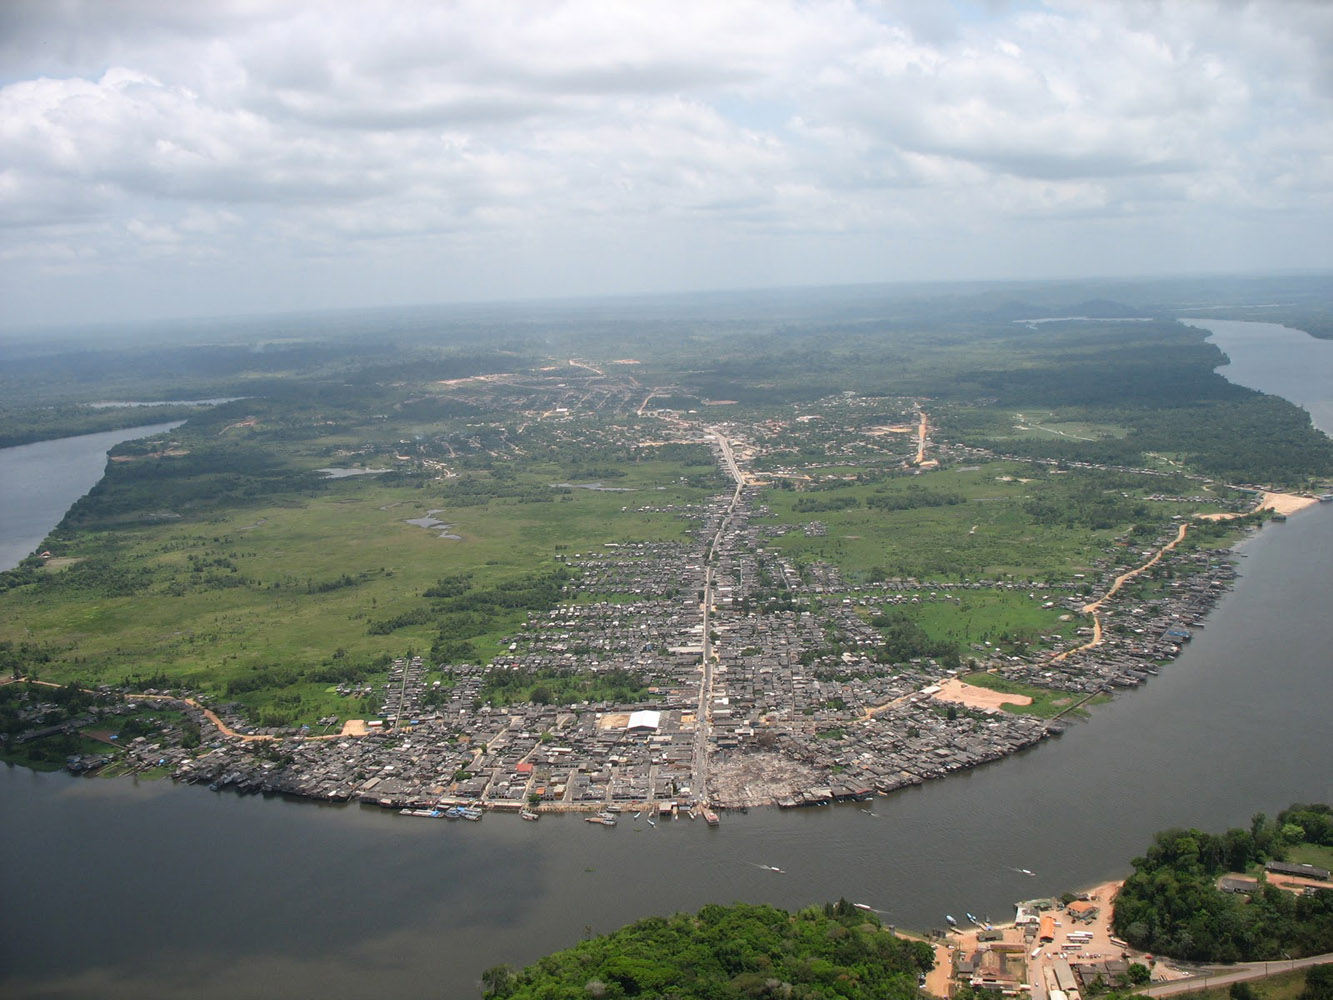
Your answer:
0;0;1330;326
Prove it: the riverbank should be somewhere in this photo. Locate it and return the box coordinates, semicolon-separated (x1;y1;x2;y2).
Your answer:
920;874;1333;1000
6;484;1332;1000
0;420;187;572
1;503;1271;820
1260;491;1321;516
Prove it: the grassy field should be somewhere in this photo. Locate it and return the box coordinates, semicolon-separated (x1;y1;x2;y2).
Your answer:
756;461;1194;581
2;455;714;725
960;671;1102;718
2;447;1218;727
1286;842;1333;872
902;588;1077;654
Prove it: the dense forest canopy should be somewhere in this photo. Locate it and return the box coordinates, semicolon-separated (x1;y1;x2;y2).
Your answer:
481;900;935;1000
1113;804;1333;962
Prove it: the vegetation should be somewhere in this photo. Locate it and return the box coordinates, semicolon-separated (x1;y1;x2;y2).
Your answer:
480;900;935;1000
958;672;1091;718
480;667;647;707
1107;967;1314;1000
1112;805;1333;961
4;281;1331;728
0;402;212;449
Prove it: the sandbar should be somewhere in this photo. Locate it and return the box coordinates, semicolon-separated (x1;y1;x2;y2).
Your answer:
1259;491;1319;516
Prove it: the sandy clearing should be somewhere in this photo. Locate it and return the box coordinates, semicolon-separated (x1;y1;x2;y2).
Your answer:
339;719;370;736
933;678;1033;710
1198;490;1317;521
1260;491;1319;516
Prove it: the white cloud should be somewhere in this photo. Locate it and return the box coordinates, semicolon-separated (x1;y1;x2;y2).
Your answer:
0;0;1330;326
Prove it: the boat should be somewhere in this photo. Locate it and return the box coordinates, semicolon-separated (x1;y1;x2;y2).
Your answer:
646;818;656;827
703;808;720;827
586;812;618;826
945;915;957;926
1019;869;1035;876
853;903;874;912
966;912;979;924
456;806;483;821
633;811;641;819
520;808;540;822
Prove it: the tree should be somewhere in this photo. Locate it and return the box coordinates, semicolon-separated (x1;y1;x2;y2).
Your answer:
481;964;515;998
1302;966;1333;1000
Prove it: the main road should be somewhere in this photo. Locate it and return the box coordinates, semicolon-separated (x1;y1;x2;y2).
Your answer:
690;428;747;805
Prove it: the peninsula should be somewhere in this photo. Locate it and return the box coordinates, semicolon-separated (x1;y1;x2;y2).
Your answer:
4;288;1332;822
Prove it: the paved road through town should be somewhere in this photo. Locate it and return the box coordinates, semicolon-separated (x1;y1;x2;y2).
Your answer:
691;428;747;805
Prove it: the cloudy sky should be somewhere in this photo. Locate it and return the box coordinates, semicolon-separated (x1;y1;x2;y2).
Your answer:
2;0;1331;329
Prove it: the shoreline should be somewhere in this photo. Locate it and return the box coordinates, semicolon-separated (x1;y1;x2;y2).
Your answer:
924;877;1204;999
6;397;1327;818
5;503;1284;819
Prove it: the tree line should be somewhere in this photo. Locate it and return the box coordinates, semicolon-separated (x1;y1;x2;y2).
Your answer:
482;900;935;1000
1112;805;1333;961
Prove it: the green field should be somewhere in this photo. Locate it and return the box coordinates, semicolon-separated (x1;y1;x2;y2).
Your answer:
960;671;1103;718
2;447;716;726
1285;842;1333;872
901;589;1077;656
756;461;1200;581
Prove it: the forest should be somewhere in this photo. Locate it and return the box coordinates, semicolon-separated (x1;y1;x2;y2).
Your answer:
1112;805;1333;961
481;900;935;1000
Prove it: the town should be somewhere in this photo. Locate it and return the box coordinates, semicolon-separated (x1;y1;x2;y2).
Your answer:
8;369;1274;825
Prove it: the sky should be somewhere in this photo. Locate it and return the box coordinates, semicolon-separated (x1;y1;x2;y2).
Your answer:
1;0;1331;329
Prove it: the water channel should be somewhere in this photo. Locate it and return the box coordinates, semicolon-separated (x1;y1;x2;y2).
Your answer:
0;422;184;573
1;322;1330;998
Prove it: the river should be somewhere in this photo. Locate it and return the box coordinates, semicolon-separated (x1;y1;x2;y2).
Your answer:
1;322;1331;999
1185;318;1333;434
0;422;184;573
